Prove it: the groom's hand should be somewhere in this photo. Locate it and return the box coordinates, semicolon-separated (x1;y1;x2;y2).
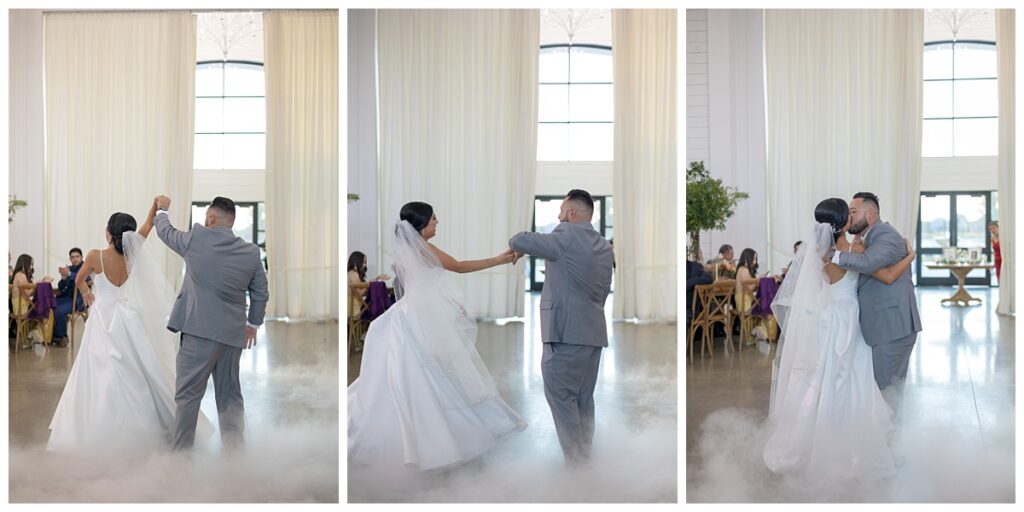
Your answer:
244;326;257;349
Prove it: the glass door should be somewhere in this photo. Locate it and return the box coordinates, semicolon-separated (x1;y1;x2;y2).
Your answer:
916;191;994;286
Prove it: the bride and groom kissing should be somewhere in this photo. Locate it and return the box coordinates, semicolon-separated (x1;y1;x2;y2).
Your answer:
764;192;922;482
348;189;615;472
47;195;269;455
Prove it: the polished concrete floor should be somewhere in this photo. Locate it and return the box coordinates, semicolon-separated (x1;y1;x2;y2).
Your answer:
347;293;678;503
686;286;1015;502
9;320;339;503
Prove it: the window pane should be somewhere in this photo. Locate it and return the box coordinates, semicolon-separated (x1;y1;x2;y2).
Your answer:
953;79;998;117
953;118;998;157
232;205;255;242
923;44;953;80
920;195;951;249
956;194;987;249
223;134;265;169
196;63;224;96
539;47;569;83
195;97;224;133
568;123;613;161
922;80;953;118
538;84;569;122
223;98;266;132
921;253;951;279
194;134;223;169
590;197;603;232
224;63;265;96
534;198;563;233
568;84;613;122
953;43;997;79
569;47;612;83
537;124;568;161
922;119;953;157
190;205;207;227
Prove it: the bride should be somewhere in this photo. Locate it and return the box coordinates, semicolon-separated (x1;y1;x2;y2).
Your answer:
764;198;914;483
47;202;210;454
348;201;527;472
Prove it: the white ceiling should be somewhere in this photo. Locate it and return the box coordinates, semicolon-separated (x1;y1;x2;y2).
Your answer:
540;8;611;47
924;9;995;43
196;12;263;63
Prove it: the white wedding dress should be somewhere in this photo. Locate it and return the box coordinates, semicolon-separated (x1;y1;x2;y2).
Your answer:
47;232;211;454
764;223;895;483
348;221;527;472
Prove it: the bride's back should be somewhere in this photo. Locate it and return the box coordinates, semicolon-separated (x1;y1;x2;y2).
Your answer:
90;247;129;289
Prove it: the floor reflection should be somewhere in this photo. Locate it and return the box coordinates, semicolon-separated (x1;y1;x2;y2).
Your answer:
686;286;1015;502
347;293;678;503
9;320;339;502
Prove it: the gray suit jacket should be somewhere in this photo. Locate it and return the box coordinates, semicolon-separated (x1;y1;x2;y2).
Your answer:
155;212;269;348
510;221;614;347
835;221;922;346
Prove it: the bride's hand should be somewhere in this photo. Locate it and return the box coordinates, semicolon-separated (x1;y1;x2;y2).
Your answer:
375;274;391;281
83;291;95;306
497;249;516;264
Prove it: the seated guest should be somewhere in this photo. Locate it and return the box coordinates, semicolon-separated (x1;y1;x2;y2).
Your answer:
52;247;86;347
347;251;391;299
706;244;737;280
686;259;714;325
734;249;760;313
10;254;53;345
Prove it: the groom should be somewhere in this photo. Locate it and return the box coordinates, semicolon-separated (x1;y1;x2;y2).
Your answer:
831;192;922;406
509;189;614;465
153;195;269;451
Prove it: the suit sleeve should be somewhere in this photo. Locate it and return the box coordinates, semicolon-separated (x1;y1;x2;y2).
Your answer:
154;212;193;257
835;228;905;274
509;223;571;261
247;259;269;326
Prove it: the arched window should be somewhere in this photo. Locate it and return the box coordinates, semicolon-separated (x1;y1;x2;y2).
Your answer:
194;61;266;169
537;44;613;161
922;41;997;157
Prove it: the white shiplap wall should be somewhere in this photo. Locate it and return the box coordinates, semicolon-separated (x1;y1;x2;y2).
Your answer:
686;10;710;164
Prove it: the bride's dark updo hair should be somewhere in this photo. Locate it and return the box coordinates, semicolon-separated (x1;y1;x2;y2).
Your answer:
107;212;138;255
400;201;434;233
814;198;849;242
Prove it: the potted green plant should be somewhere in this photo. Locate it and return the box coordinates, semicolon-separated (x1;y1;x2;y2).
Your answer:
685;161;748;262
9;195;27;223
347;193;360;203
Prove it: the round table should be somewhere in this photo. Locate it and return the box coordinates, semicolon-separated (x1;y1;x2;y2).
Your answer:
925;263;995;307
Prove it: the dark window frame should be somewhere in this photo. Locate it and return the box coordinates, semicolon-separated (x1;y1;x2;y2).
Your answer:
916;190;995;287
527;194;611;292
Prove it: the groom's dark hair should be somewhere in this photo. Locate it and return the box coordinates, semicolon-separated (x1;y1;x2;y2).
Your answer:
566;189;594;213
210;196;236;219
853;192;879;212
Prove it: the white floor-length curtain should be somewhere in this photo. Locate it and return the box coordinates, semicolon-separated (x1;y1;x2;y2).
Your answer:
264;10;339;321
44;12;195;283
765;10;923;269
996;9;1015;316
611;9;678;321
377;10;539;319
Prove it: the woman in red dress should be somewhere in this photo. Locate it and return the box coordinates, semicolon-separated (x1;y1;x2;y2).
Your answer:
989;221;1002;281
